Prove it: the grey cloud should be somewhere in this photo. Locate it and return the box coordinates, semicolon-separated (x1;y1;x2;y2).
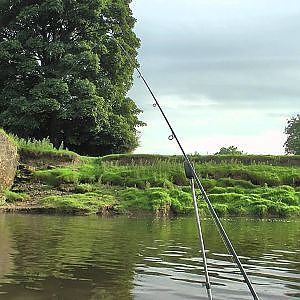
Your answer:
129;0;299;154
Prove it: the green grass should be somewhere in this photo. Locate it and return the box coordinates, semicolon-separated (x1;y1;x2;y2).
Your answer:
40;192;116;214
118;187;194;214
98;159;300;187
0;128;77;160
34;157;102;186
0;128;18;146
102;153;300;167
30;154;300;218
1;130;299;218
4;190;27;203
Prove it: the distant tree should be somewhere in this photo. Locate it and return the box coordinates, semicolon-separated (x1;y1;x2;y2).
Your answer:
0;0;145;156
284;114;300;155
215;146;244;155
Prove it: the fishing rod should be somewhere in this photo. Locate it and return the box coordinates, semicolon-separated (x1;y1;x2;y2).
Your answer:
110;34;260;300
185;161;212;300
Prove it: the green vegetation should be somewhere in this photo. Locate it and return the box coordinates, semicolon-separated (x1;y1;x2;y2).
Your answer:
285;114;300;155
0;128;17;146
102;153;300;167
15;136;78;161
215;145;244;155
100;157;300;187
40;192;116;214
1;128;78;161
0;0;144;156
24;154;300;217
4;190;27;203
1;129;299;218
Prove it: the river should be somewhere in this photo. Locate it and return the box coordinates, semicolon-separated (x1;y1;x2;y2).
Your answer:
0;214;299;299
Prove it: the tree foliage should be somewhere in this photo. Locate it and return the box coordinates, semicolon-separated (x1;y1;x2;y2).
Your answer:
284;114;300;155
215;146;244;155
0;0;145;156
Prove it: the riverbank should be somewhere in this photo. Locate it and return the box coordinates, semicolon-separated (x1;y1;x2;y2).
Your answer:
0;136;299;218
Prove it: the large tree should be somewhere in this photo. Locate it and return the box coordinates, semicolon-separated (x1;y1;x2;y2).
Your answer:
0;0;145;156
284;114;300;155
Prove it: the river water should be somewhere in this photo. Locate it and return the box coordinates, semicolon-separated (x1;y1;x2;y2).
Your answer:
0;214;299;300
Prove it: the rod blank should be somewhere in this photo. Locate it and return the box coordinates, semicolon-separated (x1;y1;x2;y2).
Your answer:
112;36;260;300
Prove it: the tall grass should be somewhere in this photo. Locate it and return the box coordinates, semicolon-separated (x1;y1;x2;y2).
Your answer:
99;159;300;187
0;128;18;146
16;137;77;159
1;128;77;159
102;153;300;167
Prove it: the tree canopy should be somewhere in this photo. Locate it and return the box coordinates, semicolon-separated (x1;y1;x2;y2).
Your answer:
284;114;300;155
214;146;244;155
0;0;145;156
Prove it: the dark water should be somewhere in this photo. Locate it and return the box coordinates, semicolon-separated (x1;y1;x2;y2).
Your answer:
0;215;299;300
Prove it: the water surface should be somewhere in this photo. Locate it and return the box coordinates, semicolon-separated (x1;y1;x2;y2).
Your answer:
0;214;299;299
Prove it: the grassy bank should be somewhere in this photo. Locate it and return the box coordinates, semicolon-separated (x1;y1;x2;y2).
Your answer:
0;132;299;217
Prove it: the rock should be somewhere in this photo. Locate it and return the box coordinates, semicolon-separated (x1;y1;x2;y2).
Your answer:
0;132;19;190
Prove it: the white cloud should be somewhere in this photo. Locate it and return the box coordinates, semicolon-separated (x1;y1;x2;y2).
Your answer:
135;130;287;155
129;0;299;155
158;94;217;109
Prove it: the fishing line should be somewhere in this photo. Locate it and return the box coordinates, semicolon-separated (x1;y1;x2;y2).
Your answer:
110;34;260;300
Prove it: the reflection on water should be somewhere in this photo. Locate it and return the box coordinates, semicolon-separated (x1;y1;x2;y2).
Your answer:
0;216;14;279
0;215;299;300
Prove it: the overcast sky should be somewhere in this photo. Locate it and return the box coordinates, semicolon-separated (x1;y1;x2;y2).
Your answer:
128;0;300;155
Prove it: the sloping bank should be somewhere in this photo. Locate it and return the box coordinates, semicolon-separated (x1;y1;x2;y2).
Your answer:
0;133;300;218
